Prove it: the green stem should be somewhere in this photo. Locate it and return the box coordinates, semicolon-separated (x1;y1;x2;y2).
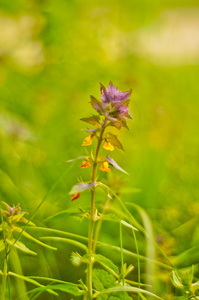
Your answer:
93;196;111;253
132;229;140;300
87;121;106;300
120;222;124;286
1;258;7;300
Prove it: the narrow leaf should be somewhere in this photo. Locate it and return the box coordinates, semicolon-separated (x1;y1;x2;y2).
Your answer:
27;226;88;241
40;236;88;251
100;214;138;231
121;220;138;231
0;240;5;252
9;272;58;296
16;283;84;299
94;286;162;299
94;254;119;275
106;156;128;174
80;115;100;126
66;156;89;163
13;226;57;251
45;207;85;223
7;240;37;256
69;182;97;194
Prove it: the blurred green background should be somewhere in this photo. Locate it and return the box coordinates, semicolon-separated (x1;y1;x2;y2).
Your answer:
0;0;199;299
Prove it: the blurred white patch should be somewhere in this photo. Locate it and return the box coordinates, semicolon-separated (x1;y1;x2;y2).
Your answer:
132;7;199;65
100;7;199;65
0;15;44;68
0;112;36;142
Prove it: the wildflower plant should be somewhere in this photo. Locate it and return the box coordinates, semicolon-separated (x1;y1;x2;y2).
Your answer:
0;201;57;299
69;82;133;298
61;82;161;300
0;82;166;299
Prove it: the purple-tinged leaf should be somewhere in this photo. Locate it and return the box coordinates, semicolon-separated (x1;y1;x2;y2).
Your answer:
106;156;128;175
80;115;100;126
81;128;99;133
69;182;97;194
90;95;103;114
66;156;89;163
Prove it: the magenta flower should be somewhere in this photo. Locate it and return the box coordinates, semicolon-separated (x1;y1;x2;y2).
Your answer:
100;81;132;103
89;81;132;129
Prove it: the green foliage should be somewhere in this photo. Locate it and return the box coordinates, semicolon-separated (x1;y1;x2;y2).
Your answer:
16;283;84;299
0;0;198;299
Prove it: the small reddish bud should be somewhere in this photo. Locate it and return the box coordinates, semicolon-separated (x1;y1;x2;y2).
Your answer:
71;193;81;201
80;161;91;168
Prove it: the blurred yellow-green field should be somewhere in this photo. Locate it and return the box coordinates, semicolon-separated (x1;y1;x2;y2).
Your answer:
0;0;199;299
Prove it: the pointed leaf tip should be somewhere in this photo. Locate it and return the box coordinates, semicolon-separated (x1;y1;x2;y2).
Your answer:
106;156;128;175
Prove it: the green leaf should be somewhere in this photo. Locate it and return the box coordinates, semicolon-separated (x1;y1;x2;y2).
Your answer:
94;285;162;299
0;163;74;271
93;269;116;290
45;207;86;223
80;115;100;126
27;226;88;242
40;236;88;251
13;226;57;251
7;239;37;255
192;281;199;293
106;133;124;151
16;283;84;299
92;269;131;300
121;220;138;231
94;254;119;276
69;182;97;194
106;156;128;174
100;214;138;231
9;213;27;223
0;240;5;252
9;272;58;296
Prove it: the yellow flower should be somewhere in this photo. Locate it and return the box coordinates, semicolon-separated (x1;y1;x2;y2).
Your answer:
103;141;114;151
100;161;111;172
82;135;94;146
80;161;91;168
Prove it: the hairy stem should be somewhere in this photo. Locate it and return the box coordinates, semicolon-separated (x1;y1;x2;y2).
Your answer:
87;121;106;300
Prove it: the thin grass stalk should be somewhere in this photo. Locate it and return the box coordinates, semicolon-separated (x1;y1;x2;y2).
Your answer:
120;221;124;286
0;164;73;271
132;229;140;300
93;196;111;253
1;210;9;300
9;248;29;300
108;190;175;268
